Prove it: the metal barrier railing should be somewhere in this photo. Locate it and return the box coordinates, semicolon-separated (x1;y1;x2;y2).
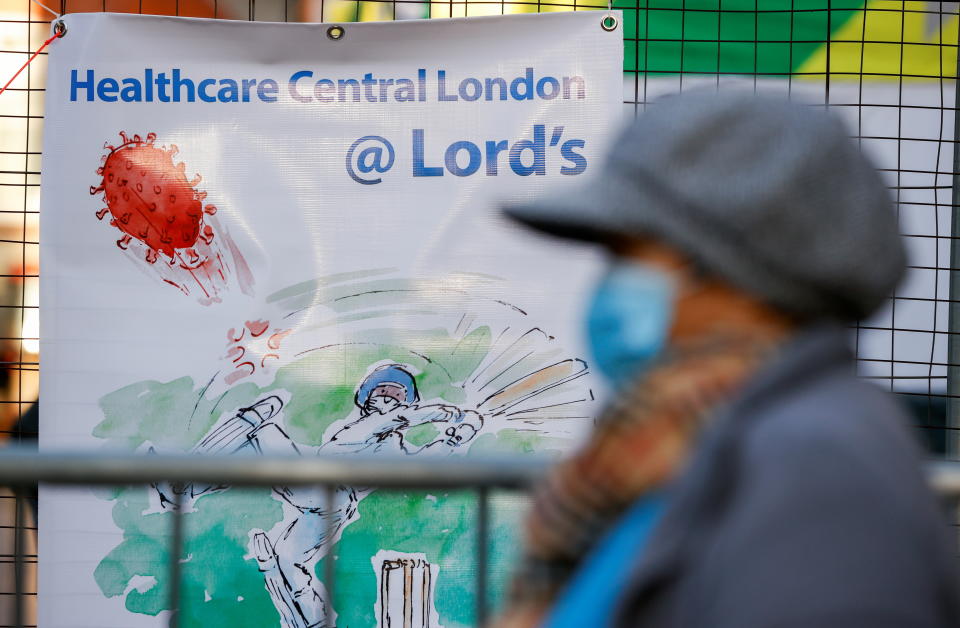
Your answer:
1;451;958;628
0;450;549;628
0;450;546;487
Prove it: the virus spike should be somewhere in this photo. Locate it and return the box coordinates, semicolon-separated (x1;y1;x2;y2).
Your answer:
119;212;131;225
146;132;157;144
186;249;201;265
145;248;158;264
199;225;214;245
132;134;142;143
159;229;173;244
138;227;150;240
95;208;109;220
176;161;186;174
190;173;202;187
197;191;208;201
169;144;179;158
235;362;255;376
117;235;132;250
89;185;104;195
246;320;269;337
119;131;130;144
203;204;217;216
267;330;291;351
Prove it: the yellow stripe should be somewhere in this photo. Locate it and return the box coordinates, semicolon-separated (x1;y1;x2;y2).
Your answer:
798;1;959;80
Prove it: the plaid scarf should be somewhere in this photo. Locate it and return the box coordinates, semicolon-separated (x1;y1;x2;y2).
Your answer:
505;329;783;619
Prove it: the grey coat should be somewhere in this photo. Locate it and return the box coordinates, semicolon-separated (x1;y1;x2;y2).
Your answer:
613;324;960;628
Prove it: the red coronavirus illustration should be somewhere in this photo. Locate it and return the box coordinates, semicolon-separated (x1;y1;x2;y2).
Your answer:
91;132;254;305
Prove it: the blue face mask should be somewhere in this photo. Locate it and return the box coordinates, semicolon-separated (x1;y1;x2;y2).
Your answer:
586;261;675;388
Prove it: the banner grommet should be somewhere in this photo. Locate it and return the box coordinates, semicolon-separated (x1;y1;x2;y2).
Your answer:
53;19;67;38
327;25;345;40
601;14;618;32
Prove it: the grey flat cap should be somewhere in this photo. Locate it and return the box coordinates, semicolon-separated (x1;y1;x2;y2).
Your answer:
504;90;906;320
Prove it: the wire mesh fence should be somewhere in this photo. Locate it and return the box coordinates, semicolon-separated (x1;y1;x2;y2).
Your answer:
2;1;960;627
3;1;960;448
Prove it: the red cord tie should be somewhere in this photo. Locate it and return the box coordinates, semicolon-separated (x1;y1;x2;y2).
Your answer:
0;25;64;98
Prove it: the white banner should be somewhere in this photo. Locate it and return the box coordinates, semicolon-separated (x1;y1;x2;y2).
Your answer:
39;11;622;628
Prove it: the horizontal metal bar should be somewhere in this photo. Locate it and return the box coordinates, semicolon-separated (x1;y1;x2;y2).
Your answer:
0;449;547;489
0;450;957;500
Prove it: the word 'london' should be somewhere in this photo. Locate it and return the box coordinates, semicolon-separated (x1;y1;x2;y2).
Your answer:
69;68;587;104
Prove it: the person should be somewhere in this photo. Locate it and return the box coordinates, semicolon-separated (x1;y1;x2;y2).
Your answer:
154;363;483;628
496;90;960;628
322;363;483;453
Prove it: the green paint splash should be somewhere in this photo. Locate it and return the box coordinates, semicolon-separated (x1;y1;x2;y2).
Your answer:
321;490;526;628
468;428;570;457
94;488;283;626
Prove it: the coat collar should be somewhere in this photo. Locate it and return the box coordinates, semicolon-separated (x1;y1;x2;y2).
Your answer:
613;323;854;620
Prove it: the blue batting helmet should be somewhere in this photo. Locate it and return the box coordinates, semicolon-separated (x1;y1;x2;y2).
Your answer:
355;364;419;407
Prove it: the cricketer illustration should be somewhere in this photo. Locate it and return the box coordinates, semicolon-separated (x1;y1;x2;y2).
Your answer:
156;364;484;627
93;269;594;628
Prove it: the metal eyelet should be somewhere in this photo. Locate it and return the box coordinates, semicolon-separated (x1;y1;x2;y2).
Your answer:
601;14;618;32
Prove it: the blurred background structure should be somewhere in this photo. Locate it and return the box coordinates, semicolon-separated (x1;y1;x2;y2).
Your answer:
2;1;960;626
3;1;960;451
